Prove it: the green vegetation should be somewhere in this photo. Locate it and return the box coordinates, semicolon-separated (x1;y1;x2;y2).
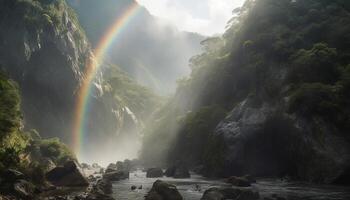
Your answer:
141;0;350;173
0;0;86;50
0;71;75;184
104;65;162;122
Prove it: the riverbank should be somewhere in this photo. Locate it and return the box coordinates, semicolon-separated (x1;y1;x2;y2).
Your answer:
111;170;350;200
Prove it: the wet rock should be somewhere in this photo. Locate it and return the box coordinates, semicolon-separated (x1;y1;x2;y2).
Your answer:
1;169;25;184
84;179;114;200
174;166;190;179
146;168;163;178
165;165;190;179
96;179;113;195
164;166;176;177
103;170;129;181
41;158;57;172
81;163;91;169
243;175;256;183
13;180;36;199
226;176;251;187
145;180;183;200
105;164;118;173
45;161;89;187
214;96;350;183
201;187;259;200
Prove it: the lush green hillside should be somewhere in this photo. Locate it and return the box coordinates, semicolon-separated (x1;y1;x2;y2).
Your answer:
0;72;74;182
141;0;350;183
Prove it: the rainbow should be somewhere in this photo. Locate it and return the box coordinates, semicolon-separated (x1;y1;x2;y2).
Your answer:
72;2;142;159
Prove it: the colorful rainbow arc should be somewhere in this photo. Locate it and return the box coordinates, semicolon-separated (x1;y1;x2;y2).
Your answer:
72;2;142;159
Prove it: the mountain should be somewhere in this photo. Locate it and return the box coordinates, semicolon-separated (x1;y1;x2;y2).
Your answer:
141;0;350;184
0;0;159;163
67;0;204;95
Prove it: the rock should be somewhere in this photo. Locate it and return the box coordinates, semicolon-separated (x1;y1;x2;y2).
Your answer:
81;163;91;169
138;185;143;189
103;171;129;181
41;158;57;172
243;175;256;183
164;166;176;177
96;179;113;195
146;168;163;178
174;166;190;179
226;176;251;187
1;169;25;184
92;163;101;169
201;187;259;200
45;161;89;187
13;180;36;199
105;164;118;174
84;179;114;200
165;165;190;179
213;96;350;183
131;185;137;190
145;180;183;200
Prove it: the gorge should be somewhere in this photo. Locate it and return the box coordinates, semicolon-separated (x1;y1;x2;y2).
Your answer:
0;0;350;199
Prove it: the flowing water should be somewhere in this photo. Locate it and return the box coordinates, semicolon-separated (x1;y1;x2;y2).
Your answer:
111;170;350;200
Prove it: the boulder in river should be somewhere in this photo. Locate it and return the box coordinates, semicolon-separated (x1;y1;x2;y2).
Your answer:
1;169;25;184
226;176;251;187
45;160;89;187
146;168;163;178
165;165;190;179
145;180;183;200
201;187;259;200
103;170;129;181
13;179;36;199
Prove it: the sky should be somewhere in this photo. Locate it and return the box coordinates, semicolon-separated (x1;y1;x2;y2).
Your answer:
136;0;246;36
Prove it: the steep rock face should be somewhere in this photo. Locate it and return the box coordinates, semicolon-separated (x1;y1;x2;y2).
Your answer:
215;95;350;183
0;0;143;156
0;0;90;140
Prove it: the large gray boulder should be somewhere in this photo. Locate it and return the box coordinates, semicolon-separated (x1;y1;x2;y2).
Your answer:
165;164;190;179
103;170;129;181
145;180;183;200
146;168;163;178
45;161;89;187
201;187;259;200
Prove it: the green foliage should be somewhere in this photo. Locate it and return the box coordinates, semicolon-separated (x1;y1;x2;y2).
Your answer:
288;83;339;117
38;138;75;165
289;43;339;84
142;0;350;173
169;105;227;166
0;73;21;140
0;0;86;46
0;71;75;179
104;66;161;121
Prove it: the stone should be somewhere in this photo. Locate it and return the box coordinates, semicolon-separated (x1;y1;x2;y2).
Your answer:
146;168;163;178
226;176;251;187
165;165;191;179
45;161;89;187
1;169;25;184
201;187;259;200
145;180;183;200
103;171;129;181
131;185;137;190
13;180;36;199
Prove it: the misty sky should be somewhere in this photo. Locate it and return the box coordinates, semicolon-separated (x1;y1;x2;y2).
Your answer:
136;0;246;36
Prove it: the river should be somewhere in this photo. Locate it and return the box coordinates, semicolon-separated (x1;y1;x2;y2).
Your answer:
111;170;350;200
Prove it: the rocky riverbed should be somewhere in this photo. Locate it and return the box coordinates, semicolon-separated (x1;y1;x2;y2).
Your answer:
110;170;350;200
